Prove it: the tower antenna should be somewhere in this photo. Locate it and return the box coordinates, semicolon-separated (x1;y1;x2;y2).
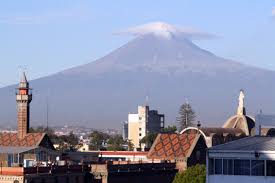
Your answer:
46;96;49;133
18;65;28;76
145;95;149;106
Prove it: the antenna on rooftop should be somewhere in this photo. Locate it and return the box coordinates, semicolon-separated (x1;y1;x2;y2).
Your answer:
46;96;49;133
258;109;263;136
145;95;149;106
18;65;28;75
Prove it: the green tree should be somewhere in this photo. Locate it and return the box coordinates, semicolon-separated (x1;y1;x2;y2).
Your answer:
162;125;177;133
173;164;206;183
29;126;55;136
89;131;110;150
29;126;59;144
107;134;125;151
177;102;196;132
57;131;79;152
140;132;158;148
30;126;79;152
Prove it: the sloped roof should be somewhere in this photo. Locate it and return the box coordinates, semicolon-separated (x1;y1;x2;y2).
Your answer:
147;132;200;160
209;136;275;152
0;146;37;154
0;133;45;147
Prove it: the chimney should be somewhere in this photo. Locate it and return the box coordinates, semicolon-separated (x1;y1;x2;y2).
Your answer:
16;72;32;139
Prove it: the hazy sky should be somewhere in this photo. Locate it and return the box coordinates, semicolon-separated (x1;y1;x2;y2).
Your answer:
0;0;275;86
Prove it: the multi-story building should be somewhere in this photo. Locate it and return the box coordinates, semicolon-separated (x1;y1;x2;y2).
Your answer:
207;136;275;183
127;105;164;149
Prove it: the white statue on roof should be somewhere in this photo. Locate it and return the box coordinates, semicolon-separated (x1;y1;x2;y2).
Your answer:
237;90;245;115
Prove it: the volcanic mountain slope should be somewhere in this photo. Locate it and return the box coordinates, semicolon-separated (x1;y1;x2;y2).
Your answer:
1;31;275;129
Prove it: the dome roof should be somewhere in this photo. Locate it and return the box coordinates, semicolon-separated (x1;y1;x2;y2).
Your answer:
222;90;255;136
223;115;255;136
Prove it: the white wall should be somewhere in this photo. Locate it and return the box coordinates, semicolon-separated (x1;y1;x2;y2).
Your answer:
208;175;275;183
128;114;139;123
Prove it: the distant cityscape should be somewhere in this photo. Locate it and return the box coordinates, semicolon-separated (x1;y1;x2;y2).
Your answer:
1;2;275;183
0;125;120;138
0;72;275;183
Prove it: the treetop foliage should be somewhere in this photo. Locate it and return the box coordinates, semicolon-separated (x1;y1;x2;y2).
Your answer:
177;102;196;132
173;164;206;183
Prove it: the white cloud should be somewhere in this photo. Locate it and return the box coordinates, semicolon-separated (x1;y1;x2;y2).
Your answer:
272;7;275;17
115;22;217;40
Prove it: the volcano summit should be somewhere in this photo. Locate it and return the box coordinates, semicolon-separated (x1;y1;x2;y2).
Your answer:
0;22;275;128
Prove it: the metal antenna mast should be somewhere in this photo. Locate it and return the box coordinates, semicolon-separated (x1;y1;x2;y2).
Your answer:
46;96;49;133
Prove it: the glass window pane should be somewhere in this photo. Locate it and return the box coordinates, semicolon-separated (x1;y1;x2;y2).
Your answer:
228;160;233;175
234;160;250;175
208;158;214;175
251;160;264;176
267;161;275;176
215;159;222;174
223;159;233;175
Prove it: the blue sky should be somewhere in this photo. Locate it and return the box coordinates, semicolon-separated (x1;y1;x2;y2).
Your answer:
0;0;275;86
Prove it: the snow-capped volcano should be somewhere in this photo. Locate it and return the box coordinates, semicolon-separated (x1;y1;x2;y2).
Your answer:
117;22;216;40
0;22;275;129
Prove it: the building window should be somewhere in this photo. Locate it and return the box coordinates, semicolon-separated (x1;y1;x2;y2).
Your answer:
208;158;214;175
223;159;233;175
8;154;14;167
139;133;142;136
251;160;264;176
234;160;250;175
139;117;142;120
267;160;275;176
214;159;222;174
139;128;142;131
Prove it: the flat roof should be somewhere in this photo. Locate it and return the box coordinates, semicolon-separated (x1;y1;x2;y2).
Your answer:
209;136;275;152
94;151;148;156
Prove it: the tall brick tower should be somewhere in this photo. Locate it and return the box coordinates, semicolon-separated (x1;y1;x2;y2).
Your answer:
16;72;32;139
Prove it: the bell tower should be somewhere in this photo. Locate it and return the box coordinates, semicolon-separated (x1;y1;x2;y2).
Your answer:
16;72;32;139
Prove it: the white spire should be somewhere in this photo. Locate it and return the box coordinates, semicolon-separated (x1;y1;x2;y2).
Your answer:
237;89;245;115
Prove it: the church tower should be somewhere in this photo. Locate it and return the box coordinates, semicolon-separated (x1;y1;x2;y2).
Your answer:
16;72;32;139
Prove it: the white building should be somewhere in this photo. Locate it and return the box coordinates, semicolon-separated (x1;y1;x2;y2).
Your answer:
128;105;164;149
207;136;275;183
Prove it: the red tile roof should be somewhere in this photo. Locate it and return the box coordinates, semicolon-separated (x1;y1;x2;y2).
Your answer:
0;133;45;147
147;132;199;160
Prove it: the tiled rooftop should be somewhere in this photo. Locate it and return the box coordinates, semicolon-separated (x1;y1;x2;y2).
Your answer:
147;132;199;160
0;132;45;147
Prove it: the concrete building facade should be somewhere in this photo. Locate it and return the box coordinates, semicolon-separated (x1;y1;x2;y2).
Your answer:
127;105;164;149
207;136;275;183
